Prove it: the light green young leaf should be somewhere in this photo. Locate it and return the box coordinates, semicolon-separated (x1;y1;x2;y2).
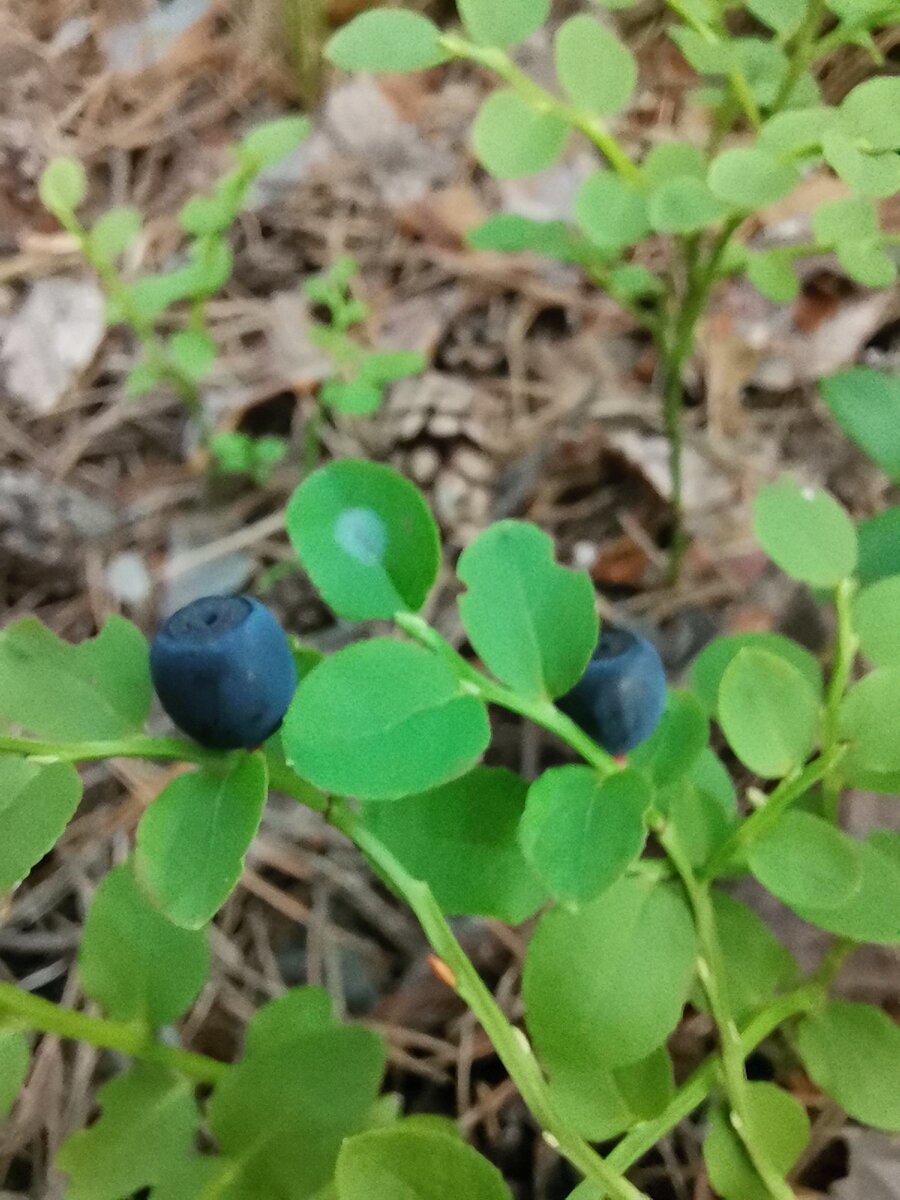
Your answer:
359;350;427;387
179;192;236;236
0;758;82;891
519;766;649;906
287;459;440;621
576;170;650;254
609;264;665;299
812;196;880;247
0;1030;29;1119
56;1065;198;1200
708;147;799;209
758;106;837;155
820;367;900;481
703;1082;809;1200
0;615;151;739
457;520;598;700
524;875;696;1070
554;15;636;116
753;477;858;587
209;1023;385;1198
796;1000;900;1131
690;631;822;717
796;830;900;944
840;668;900;775
472;90;568;179
854;576;900;665
647;176;724;234
642;141;707;184
748;811;862;910
361;768;546;923
457;0;550;48
858;506;900;585
746;251;800;303
136;753;268;929
169;329;217;384
839;76;900;151
732;37;789;109
89;206;142;261
79;863;209;1027
823;127;900;198
468;214;591;264
245;986;336;1057
670;27;733;74
746;0;807;34
39;157;87;214
321;377;384;416
283;639;490;800
630;690;709;785
125;359;164;398
326;10;447;72
236;115;311;169
336;1125;512;1200
836;238;897;288
719;649;819;778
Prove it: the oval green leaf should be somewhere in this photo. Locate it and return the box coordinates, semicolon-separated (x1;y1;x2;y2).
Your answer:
337;1125;512;1200
0;1030;29;1119
753;477;858;587
690;632;822;717
747;811;862;911
708;147;799;209
630;690;709;785
854;576;900;666
326;10;448;72
287;459;440;621
555;15;636;116
647;176;724;234
840;668;900;775
719;648;819;779
795;830;900;944
704;1082;809;1200
283;639;490;800
457;520;598;700
0;758;82;890
820;367;900;483
576;170;650;254
472;89;568;179
457;0;549;47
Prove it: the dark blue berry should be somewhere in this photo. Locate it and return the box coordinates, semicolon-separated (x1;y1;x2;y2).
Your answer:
558;627;666;756
150;595;296;750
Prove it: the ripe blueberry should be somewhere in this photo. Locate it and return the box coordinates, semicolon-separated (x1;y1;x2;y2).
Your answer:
150;595;296;750
558;626;666;756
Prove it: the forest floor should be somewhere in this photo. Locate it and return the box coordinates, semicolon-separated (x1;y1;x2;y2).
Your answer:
1;1;898;1197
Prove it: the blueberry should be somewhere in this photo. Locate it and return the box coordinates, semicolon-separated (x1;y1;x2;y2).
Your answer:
558;627;666;756
150;595;296;750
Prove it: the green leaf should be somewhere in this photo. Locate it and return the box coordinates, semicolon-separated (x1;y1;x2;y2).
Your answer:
855;576;900;665
283;639;490;801
840;668;900;774
746;251;800;303
169;329;217;384
746;0;806;34
670;27;733;74
822;127;900;198
554;15;636;116
472;89;568;179
820;368;900;481
690;632;822;717
642;141;707;184
321;378;383;415
326;10;448;72
836;238;897;288
796;1000;900;1131
519;766;649;906
524;875;696;1070
703;1082;809;1200
89;206;142;260
0;758;82;890
576;170;650;254
630;690;709;784
719;649;819;779
748;811;862;910
208;1023;385;1198
753;476;857;587
758;106;837;155
840;76;900;151
0;1030;29;1119
361;767;546;922
708;147;799;209
609;264;665;299
179;192;236;236
236;115;311;168
79;863;208;1026
457;521;598;700
858;507;900;584
733;37;789;108
696;892;797;1021
665;774;737;871
0;615;151;740
795;830;900;943
812;196;879;247
468;214;591;265
286;459;441;621
39;157;87;214
549;1047;674;1143
647;176;724;234
246;986;336;1057
56;1065;198;1200
336;1126;512;1200
359;350;426;387
125;358;164;397
135;753;268;929
457;0;550;47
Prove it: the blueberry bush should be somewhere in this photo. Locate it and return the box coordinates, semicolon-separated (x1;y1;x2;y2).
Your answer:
327;0;900;574
2;457;900;1199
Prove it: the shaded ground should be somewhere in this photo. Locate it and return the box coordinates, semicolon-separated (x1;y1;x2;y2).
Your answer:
1;2;899;1197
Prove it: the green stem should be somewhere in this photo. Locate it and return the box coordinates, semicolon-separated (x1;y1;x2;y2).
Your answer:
821;578;858;823
439;34;642;184
660;829;793;1200
335;809;648;1200
701;751;842;881
394;612;617;777
0;983;228;1085
772;0;826;111
663;0;760;127
0;732;228;771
